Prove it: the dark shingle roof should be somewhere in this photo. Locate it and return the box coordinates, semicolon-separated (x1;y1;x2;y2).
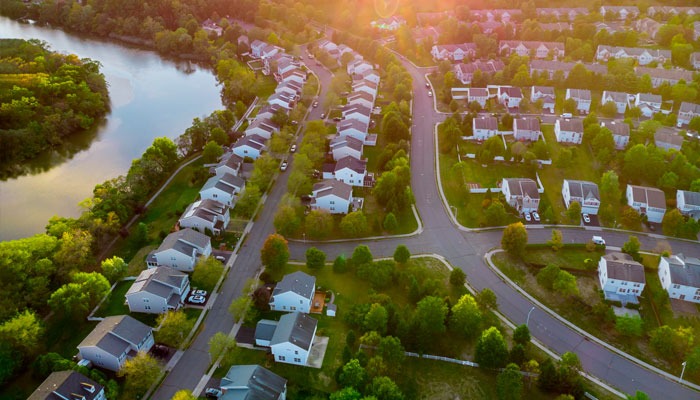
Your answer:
680;190;700;207
603;253;646;283
565;180;600;201
504;178;540;200
665;255;700;288
255;320;278;343
270;312;317;351
28;370;104;400
272;271;315;299
221;365;287;400
78;315;151;357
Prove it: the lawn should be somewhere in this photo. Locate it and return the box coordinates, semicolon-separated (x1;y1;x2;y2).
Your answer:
94;279;158;326
257;75;279;99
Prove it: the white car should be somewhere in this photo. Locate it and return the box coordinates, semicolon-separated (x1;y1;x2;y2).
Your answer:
583;214;590;223
188;295;206;304
524;213;531;222
312;101;318;108
532;212;540;222
280;161;288;171
428;91;433;97
205;388;222;398
191;289;207;296
290;144;297;153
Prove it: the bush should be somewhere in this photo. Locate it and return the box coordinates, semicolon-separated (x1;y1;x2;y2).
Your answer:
449;268;466;286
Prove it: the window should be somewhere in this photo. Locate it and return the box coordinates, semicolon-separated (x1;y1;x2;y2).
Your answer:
695;296;700;301
674;284;681;289
300;300;303;304
330;201;335;204
278;356;286;361
294;358;301;363
295;350;299;355
291;306;296;311
213;194;217;198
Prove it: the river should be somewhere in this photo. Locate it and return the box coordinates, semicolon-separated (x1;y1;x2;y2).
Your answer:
0;17;224;241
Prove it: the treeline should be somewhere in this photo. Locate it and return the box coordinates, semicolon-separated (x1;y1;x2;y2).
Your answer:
0;39;109;178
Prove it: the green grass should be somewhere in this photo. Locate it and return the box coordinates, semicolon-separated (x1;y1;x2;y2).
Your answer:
257;75;278;98
95;280;134;317
522;246;603;271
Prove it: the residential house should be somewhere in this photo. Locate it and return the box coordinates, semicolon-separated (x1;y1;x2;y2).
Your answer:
593;21;625;34
634;93;662;118
199;173;244;207
431;43;477;61
536;8;588;21
554;118;584;144
342;104;372;125
658;254;700;303
677;190;700;220
256;104;286;121
498;86;523;109
337;119;369;143
678;102;700;126
602;121;630;150
334;156;368;187
370;15;406;31
634;18;662;40
598;253;646;304
267;92;295;110
453;59;505;85
696;22;700;42
412;26;441;45
601;91;630;114
220;365;287;400
476;20;504;34
280;68;307;86
501;178;540;214
566;88;592;114
599;6;639;20
330;135;363;161
561;179;600;215
232;134;267;160
77;316;154;372
346;91;375;109
250;40;267;58
626;184;667;223
276;56;300;76
270;271;315;313
513;117;541;141
268;313;318;366
201;19;223;37
212;153;243;177
531;86;555;113
260;44;282;60
636;67;695;88
347;60;373;76
360;69;381;84
179;199;230;235
499;41;565;59
530;60;607;79
125;267;190;314
245;118;279;139
692;52;700;70
595;46;670;66
352;80;378;98
29;370;106;400
255;320;278;347
146;228;212;271
310;179;354;214
647;6;700;18
472;116;499;140
237;35;249;50
654;127;684;152
468;88;489;108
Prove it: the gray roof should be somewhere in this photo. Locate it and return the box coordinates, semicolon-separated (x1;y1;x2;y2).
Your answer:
637;93;662;104
602;91;629;103
679;190;700;207
29;370;104;400
504;178;539;200
469;88;489;97
181;199;229;224
567;88;592;101
629;185;666;209
680;102;700;115
218;153;244;171
558;119;583;133
312;179;353;201
78;315;151;357
255;320;278;343
272;271;315;299
270;312;317;351
221;365;287;400
514;117;540;132
474;116;498;130
604;121;630;137
565;180;599;201
335;156;367;174
338;118;369;132
330;135;364;153
532;86;555;96
234;134;267;151
126;266;187;299
664;255;700;288
156;228;210;256
342;103;372;116
603;253;646;283
654;128;684;148
636;67;694;82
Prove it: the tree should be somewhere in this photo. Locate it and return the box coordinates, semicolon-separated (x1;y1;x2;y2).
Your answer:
620;206;643;231
202;141;223;163
53;229;94;280
260;234;289;274
537;358;560;392
485;200;508;226
600;101;618;117
537;264;561;290
393;245;410;264
497;363;523;400
274;205;301;237
117;352;161;397
548;230;563;251
686;346;700;373
48;272;110;320
333;255;348;273
553;271;579;296
192;256;224;291
414;296;448;349
502;222;528;258
351;245;373;267
340;211;369;237
0;310;43;357
305;247;326;269
155;310;194;348
477;288;498;310
650;325;694;359
235;184;261;218
378;336;405;366
364;304;389;334
172;390;197;400
449;294;482;338
208;332;238;367
305;210;334;240
616;314;643;337
566;202;582;224
475;327;509;369
100;256;127;283
338;359;367;389
513;324;531;346
369;376;404;400
383;212;398;232
662;209;685;237
449;268;466;287
627;392;651;400
330;387;362;400
621;236;641;260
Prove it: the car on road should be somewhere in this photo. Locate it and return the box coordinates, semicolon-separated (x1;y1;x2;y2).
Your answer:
290;120;298;125
312;101;318;108
308;54;314;59
425;82;430;88
280;160;288;171
333;117;342;121
524;213;531;222
188;295;206;304
427;91;432;97
592;236;605;245
532;212;540;222
320;113;326;119
205;388;222;398
191;289;207;296
582;213;590;223
290;144;297;153
215;255;225;261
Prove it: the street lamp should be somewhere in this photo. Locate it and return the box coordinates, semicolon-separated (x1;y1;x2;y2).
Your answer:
679;361;687;383
526;306;535;327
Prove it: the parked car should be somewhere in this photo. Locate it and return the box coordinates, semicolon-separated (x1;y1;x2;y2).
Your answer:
592;236;605;245
532;212;540;222
582;213;590;223
427;91;432;97
280;160;288;171
320;113;326;119
290;144;297;153
524;213;531;222
188;295;206;304
215;255;225;261
205;388;222;398
312;101;318;108
425;82;430;88
191;289;207;296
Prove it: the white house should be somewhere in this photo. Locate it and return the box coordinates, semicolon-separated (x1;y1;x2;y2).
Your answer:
220;365;287;400
342;104;372;125
431;43;477;61
232;134;266;160
125;267;190;314
635;67;694;88
654;127;684;152
626;184;667;223
565;88;592;114
677;190;700;220
77;316;154;372
337;119;369;143
346;91;375;109
531;86;556;113
453;60;505;85
250;40;267;58
245;118;279;139
658;254;700;304
212;153;243;177
199;173;245;207
635;93;662;118
29;370;106;400
513;117;541;142
499;41;565;59
498;86;523;109
270;271;316;313
267;92;295;110
310;179;354;214
562;179;600;215
146;228;212;272
270;312;318;366
678;102;700;126
334;156;368;187
554;118;584;144
255;104;286;122
600;6;639;20
692;52;700;70
275;81;303;98
330;135;363;161
360;69;381;84
502;178;540;214
468;88;489;108
352;80;378;98
601;91;629;114
179;199;230;234
347;60;373;76
602;121;630;150
598;253;646;304
280;68;306;86
596;45;669;65
472;116;499;140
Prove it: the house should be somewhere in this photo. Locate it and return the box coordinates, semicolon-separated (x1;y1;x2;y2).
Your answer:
634;18;662;40
601;91;629;114
280;68;307;86
647;6;700;18
199;173;245;207
531;86;555;113
125;267;190;314
599;6;639;20
498;86;523;109
29;370;106;400
330;135;363;161
595;46;670;66
270;312;318;366
256;104;286;122
310;179;354;214
513;117;540;142
77;315;154;372
250;40;267;58
502;178;540;214
270;271;315;313
337;119;369;143
678;102;700;126
562;179;600;215
453;59;505;85
201;19;223;37
566;88;592;114
411;26;441;45
677;190;700;220
468;88;489;108
536;8;588;21
431;43;477;61
267;92;295;110
146;228;212;272
654;127;684;152
370;15;406;31
602;121;630;150
334;156;368;187
360;69;380;84
220;365;287;400
499;41;565;59
538;22;572;32
626;184;667;223
554;119;584;144
593;21;625;34
260;44;282;60
598;253;646;304
275;81;303;98
472;116;499;140
179;199;230;235
342;104;372;125
346;91;375;109
658;254;700;303
213;153;243;177
634;93;662;117
530;60;607;80
346;60;373;76
352;80;378;98
232;134;267;160
635;67;695;88
692;52;700;70
245;117;279;139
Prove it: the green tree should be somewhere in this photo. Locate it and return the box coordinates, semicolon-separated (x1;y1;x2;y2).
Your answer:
600;101;618;117
477;288;498;310
378;336;405;366
369;376;404;400
627;391;651;400
117;352;161;397
53;229;94;281
274;205;301;237
202;141;223;163
620;206;643;231
566;202;582;224
235;184;261;218
172;390;197;400
513;324;531;346
338;359;367;389
100;256;128;283
502;222;528;258
340;211;369;237
497;363;524;400
155;310;194;348
364;304;389;334
553;271;579;296
393;245;411;264
383;212;399;232
685;346;700;373
485;200;508;226
662;209;685;237
305;247;326;269
48;272;110;320
305;210;334;240
548;229;563;251
208;332;238;368
475;326;509;369
537;264;561;290
621;236;641;260
414;296;448;349
616;314;643;337
449;268;466;287
330;387;362;400
0;310;43;357
260;234;289;274
191;256;224;291
333;255;348;273
351;245;373;267
449;294;482;338
650;325;694;359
